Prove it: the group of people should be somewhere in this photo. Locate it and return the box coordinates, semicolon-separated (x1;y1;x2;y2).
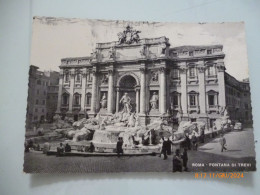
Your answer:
56;142;95;156
159;137;189;172
56;143;72;156
172;148;188;172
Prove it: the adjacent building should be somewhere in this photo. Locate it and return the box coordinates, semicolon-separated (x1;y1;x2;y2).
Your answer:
26;65;59;130
225;75;253;126
55;26;253;127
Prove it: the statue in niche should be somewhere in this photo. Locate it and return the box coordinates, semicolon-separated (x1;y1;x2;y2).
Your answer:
101;74;108;84
100;93;107;109
150;71;158;83
218;106;226;116
150;92;159;110
120;92;132;113
140;46;146;57
109;47;116;59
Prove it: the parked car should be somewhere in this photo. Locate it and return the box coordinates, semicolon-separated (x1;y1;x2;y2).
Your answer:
234;122;243;130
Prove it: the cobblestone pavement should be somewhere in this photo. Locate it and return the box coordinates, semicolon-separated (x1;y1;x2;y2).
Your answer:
24;128;256;173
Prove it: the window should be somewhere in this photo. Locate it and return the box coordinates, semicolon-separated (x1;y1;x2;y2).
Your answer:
207;66;215;76
86;93;92;106
189;51;193;56
172;95;178;106
62;95;69;105
171;69;179;79
172;52;177;57
245;103;248;109
76;72;81;83
189;67;195;77
74;93;81;105
37;80;41;85
207;49;212;54
65;72;69;83
42;100;45;105
34;116;38;120
42;109;44;113
44;91;46;95
208;95;215;106
37;90;39;95
189;95;196;106
88;73;93;81
35;99;39;105
35;108;38;112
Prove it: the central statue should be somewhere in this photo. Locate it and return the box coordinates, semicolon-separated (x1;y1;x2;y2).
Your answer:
120;92;132;113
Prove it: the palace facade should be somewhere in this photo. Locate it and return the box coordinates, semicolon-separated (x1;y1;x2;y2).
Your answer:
55;26;252;127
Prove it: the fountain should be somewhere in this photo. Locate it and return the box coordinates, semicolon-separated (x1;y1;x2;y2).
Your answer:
69;94;171;154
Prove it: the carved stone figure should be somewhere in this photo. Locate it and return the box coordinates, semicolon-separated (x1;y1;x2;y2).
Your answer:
140;46;146;57
120;92;132;113
117;25;141;45
101;74;108;84
109;47;116;59
127;113;136;127
218;106;226;116
150;71;158;82
150;92;159;110
100;94;107;109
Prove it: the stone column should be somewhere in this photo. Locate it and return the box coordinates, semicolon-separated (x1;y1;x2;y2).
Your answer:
79;69;87;114
140;68;146;114
217;61;226;107
116;89;120;113
136;89;140;113
179;66;188;118
107;70;114;114
90;70;98;115
55;69;64;114
178;93;181;109
159;67;167;114
198;64;206;114
68;69;75;114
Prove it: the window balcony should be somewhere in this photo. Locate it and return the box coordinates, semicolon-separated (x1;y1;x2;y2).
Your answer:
171;77;181;85
207;105;219;113
188;105;200;113
171;105;181;111
188;76;198;84
61;104;69;110
206;75;218;83
73;104;81;111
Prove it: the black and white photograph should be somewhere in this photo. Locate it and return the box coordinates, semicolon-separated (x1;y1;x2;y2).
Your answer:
24;17;256;173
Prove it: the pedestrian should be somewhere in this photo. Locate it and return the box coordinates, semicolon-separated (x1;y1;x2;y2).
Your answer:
184;133;191;150
161;137;168;160
166;137;173;155
88;142;95;153
191;132;198;150
172;149;183;172
65;143;71;152
116;137;123;157
219;134;227;152
200;128;205;143
57;143;64;156
181;148;188;171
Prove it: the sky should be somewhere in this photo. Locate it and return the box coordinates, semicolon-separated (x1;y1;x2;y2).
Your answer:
30;17;249;80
